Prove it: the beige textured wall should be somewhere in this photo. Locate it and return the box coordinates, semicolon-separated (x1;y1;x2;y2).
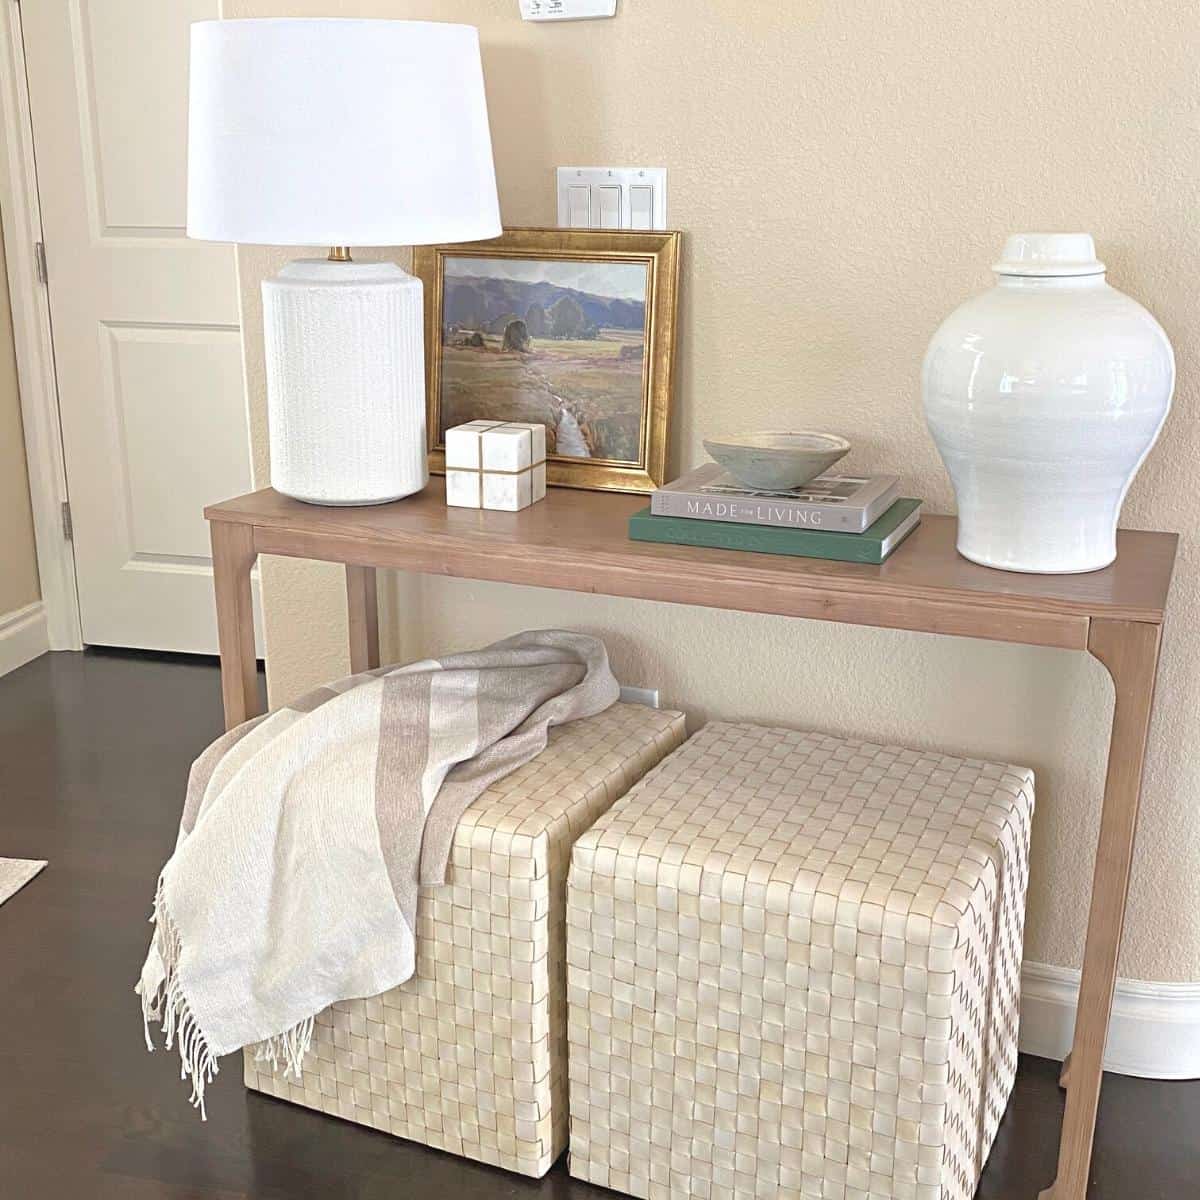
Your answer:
0;214;40;614
230;1;1200;982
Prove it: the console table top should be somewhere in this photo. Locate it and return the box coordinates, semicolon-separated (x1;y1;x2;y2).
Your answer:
206;481;1177;652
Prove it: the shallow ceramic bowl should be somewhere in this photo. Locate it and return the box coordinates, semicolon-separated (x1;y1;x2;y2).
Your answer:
703;431;851;490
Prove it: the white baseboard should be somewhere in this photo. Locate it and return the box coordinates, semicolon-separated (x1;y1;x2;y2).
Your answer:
0;600;49;677
1019;961;1200;1080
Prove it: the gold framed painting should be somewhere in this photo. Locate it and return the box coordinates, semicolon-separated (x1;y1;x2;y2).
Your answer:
415;227;681;493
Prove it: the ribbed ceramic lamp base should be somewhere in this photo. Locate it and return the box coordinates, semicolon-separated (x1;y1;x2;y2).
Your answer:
262;259;429;506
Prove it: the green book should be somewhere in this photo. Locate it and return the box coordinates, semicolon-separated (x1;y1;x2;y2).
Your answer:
629;497;922;564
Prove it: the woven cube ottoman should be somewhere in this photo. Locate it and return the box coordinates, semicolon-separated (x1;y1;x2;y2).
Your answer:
567;722;1034;1200
245;701;685;1177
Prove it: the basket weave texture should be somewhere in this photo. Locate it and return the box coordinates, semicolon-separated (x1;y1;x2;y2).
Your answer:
245;701;686;1177
567;722;1034;1200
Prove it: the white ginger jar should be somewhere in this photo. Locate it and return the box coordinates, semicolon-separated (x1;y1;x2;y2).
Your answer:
922;233;1173;573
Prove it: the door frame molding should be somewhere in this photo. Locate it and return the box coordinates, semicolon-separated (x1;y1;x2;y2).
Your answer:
0;0;83;650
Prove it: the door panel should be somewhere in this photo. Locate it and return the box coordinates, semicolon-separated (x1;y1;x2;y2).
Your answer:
22;0;261;653
84;0;195;233
105;321;247;561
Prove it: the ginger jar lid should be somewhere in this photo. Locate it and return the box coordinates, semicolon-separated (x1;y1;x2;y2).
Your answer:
992;233;1106;277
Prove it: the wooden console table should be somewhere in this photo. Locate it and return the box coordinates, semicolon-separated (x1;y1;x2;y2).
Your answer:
206;480;1177;1200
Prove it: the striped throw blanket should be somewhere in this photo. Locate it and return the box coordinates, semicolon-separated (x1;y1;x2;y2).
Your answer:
137;629;619;1116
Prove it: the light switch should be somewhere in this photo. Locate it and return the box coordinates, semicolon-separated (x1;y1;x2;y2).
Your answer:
556;167;668;230
630;184;654;230
596;185;621;229
567;185;590;228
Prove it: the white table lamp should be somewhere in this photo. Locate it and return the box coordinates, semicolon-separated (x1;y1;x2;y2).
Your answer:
188;19;501;504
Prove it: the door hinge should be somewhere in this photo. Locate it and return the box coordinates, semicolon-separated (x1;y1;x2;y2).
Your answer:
61;500;73;541
34;241;47;284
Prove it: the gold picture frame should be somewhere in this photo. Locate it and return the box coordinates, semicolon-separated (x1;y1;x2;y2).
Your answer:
415;227;681;493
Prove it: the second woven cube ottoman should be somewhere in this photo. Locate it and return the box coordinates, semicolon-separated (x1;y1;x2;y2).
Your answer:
567;722;1034;1200
246;701;685;1177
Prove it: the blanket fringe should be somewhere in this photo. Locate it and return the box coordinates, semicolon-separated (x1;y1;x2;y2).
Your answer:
137;875;219;1119
253;1014;315;1082
137;875;317;1117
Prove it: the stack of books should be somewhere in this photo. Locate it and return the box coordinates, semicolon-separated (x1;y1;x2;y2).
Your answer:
629;463;921;564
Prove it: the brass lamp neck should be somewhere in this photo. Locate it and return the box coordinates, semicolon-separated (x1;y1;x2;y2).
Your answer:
327;246;353;262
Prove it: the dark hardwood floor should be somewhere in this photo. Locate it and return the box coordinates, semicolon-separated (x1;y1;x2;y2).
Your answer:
0;648;1195;1199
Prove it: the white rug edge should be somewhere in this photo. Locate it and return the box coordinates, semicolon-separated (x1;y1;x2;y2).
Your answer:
0;857;48;906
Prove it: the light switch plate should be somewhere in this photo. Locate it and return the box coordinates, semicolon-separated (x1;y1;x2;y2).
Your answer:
520;0;617;20
557;167;668;230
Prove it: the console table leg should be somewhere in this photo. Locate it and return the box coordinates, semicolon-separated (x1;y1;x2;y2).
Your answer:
346;565;380;673
211;520;261;731
1039;617;1162;1200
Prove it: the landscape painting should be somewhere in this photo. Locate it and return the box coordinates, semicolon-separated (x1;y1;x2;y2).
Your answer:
436;255;650;463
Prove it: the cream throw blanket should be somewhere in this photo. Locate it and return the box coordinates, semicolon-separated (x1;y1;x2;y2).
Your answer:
137;630;618;1117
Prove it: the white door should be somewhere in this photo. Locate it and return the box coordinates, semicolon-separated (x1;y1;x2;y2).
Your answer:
21;1;260;653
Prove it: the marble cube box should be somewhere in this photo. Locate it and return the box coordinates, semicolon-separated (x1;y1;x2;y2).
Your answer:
446;420;548;511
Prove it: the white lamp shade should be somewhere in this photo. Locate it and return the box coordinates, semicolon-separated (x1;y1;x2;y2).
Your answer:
187;18;501;246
